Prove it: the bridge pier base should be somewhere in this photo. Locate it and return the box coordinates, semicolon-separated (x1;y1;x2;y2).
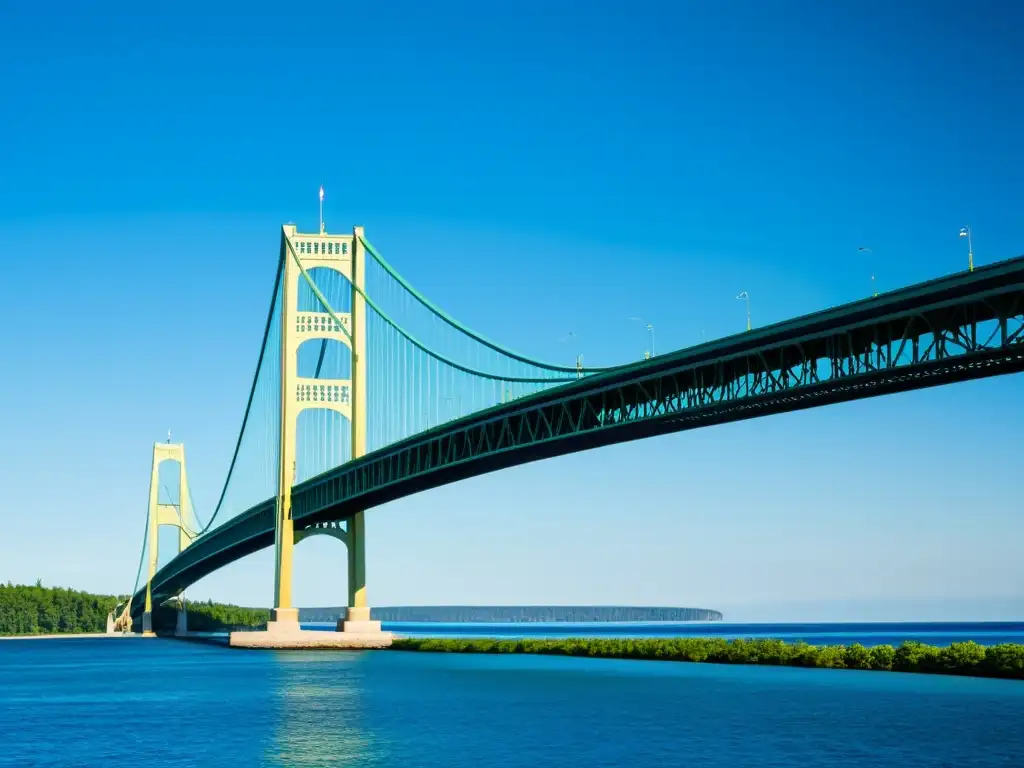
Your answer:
141;611;154;636
336;606;383;634
174;607;188;637
266;607;301;635
231;605;391;649
337;512;382;634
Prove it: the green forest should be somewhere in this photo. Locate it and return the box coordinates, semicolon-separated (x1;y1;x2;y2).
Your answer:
0;583;269;636
391;637;1024;680
152;600;268;632
0;582;120;635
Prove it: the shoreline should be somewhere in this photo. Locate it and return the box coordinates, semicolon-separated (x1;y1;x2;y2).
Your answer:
389;637;1024;680
0;633;150;641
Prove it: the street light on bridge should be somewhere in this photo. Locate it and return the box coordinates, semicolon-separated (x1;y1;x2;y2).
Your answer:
560;331;585;377
857;247;877;297
960;226;974;272
736;292;751;331
560;331;581;362
627;318;655;359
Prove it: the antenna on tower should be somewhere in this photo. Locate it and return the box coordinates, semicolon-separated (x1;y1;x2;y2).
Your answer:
319;184;325;234
167;430;172;444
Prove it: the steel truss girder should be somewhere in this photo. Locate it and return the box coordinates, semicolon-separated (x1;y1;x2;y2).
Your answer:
289;284;1024;526
131;260;1024;620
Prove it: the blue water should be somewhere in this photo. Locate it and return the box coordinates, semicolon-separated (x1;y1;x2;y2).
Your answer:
1;636;1022;766
312;620;1024;647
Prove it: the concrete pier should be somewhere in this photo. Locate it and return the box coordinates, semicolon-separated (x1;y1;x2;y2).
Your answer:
227;602;393;649
228;628;393;649
174;609;188;637
337;606;384;634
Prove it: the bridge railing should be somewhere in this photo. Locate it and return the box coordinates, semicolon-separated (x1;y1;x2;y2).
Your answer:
288;254;1024;526
131;250;1024;616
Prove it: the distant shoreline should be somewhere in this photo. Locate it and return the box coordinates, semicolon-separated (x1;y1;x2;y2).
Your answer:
300;606;724;623
0;633;148;641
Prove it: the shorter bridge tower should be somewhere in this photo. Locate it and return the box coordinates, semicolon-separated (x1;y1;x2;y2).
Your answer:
140;441;198;635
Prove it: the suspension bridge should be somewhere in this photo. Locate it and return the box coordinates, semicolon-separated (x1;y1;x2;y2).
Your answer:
114;222;1024;645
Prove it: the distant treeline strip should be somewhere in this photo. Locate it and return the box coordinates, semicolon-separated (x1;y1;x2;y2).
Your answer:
1;587;726;637
300;606;724;623
161;604;726;631
162;604;727;631
390;637;1024;680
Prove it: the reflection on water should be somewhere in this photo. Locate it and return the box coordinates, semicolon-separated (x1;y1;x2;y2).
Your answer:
266;652;387;767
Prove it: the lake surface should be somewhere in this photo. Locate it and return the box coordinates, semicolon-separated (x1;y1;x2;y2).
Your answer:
1;636;1022;767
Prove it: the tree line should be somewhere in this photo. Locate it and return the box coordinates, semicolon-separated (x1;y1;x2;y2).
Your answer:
391;636;1024;680
0;581;120;635
152;600;268;632
0;582;270;636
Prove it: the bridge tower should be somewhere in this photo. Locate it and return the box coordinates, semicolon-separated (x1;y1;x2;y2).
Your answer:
141;441;197;635
267;223;381;637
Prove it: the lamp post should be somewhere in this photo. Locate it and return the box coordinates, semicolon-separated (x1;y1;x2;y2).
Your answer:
960;226;973;272
736;292;751;331
560;331;583;375
628;318;655;359
857;246;876;297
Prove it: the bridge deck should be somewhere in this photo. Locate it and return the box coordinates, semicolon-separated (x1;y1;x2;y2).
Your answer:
133;256;1024;619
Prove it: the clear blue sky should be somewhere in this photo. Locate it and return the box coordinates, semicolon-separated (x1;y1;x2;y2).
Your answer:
1;0;1021;621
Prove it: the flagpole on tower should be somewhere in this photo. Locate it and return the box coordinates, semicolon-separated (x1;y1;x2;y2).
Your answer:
319;184;325;234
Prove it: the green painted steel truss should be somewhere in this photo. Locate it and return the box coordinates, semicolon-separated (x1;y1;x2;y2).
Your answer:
132;256;1024;619
290;271;1024;525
